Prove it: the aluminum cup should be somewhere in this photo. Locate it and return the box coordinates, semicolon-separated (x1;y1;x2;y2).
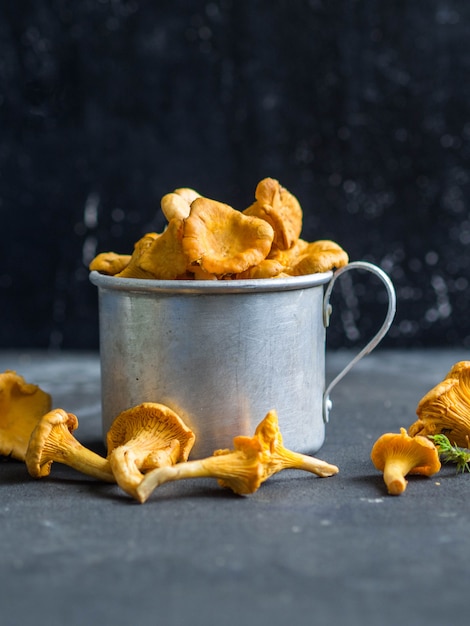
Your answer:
90;262;395;458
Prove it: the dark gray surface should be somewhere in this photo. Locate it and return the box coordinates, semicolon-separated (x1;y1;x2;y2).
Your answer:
1;349;469;626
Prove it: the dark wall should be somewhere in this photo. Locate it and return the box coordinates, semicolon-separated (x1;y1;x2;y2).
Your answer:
1;1;470;350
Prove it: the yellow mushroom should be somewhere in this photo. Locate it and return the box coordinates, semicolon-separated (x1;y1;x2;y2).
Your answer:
115;232;160;279
114;223;189;280
182;197;275;276
138;218;188;279
0;370;51;462
243;177;303;251
136;409;338;504
370;428;441;495
287;239;349;275
25;408;115;482
161;187;201;222
161;193;192;222
234;258;285;280
89;252;132;276
107;402;196;499
408;362;470;448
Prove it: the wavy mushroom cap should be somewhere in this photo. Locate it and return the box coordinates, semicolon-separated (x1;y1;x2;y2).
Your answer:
107;402;195;464
287;239;349;275
0;370;52;461
235;258;285;279
88;252;132;276
243;177;303;251
444;361;470;380
371;429;440;474
137;218;188;279
182;197;275;275
115;232;160;279
25;408;79;478
161;188;202;222
161;192;191;222
173;187;201;204
409;363;470;447
371;427;441;494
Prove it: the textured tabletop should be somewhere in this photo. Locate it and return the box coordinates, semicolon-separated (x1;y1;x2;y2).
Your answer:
1;348;469;626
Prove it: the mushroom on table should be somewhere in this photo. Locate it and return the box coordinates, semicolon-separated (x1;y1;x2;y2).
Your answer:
370;427;441;495
107;402;196;499
408;361;470;448
0;370;51;462
136;409;339;504
25;408;115;482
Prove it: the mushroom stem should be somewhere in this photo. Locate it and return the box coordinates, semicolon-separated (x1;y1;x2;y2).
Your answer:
25;409;115;482
370;428;441;496
382;458;415;495
270;448;339;478
136;452;262;504
51;429;115;482
253;410;339;480
109;438;181;499
105;402;196;499
135;409;339;504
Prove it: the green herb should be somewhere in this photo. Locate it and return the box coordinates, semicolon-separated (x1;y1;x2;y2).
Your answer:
429;434;470;473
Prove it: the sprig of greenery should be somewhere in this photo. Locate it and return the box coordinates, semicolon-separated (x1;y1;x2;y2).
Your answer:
429;434;470;473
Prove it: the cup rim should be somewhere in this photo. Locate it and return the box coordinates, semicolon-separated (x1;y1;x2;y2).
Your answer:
89;269;334;295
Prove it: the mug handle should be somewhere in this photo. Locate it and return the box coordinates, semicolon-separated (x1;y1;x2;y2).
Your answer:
322;261;396;423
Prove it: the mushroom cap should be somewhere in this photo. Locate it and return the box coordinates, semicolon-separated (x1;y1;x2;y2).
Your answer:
89;252;132;276
416;362;470;414
243;178;303;251
138;218;188;279
444;361;470;380
107;402;195;463
235;258;285;280
288;239;349;275
25;408;79;478
182;197;275;275
371;428;441;476
409;363;470;447
0;370;52;461
173;187;201;204
115;232;160;279
267;238;309;266
161;188;202;222
213;437;266;495
161;192;192;222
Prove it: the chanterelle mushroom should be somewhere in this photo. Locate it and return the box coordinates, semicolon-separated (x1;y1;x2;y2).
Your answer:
0;370;51;461
107;402;196;499
136;409;338;504
25;408;115;482
370;428;441;495
408;361;470;448
89;251;132;276
287;239;349;275
243;177;303;251
182;197;275;276
115;232;160;279
161;187;201;222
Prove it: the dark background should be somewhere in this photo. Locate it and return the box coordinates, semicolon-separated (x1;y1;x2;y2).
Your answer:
1;0;470;350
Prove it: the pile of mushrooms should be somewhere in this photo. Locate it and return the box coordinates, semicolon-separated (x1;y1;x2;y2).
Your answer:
371;361;470;495
0;370;339;503
89;178;349;282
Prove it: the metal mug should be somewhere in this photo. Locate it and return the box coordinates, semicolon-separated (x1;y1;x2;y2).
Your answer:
90;261;396;458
